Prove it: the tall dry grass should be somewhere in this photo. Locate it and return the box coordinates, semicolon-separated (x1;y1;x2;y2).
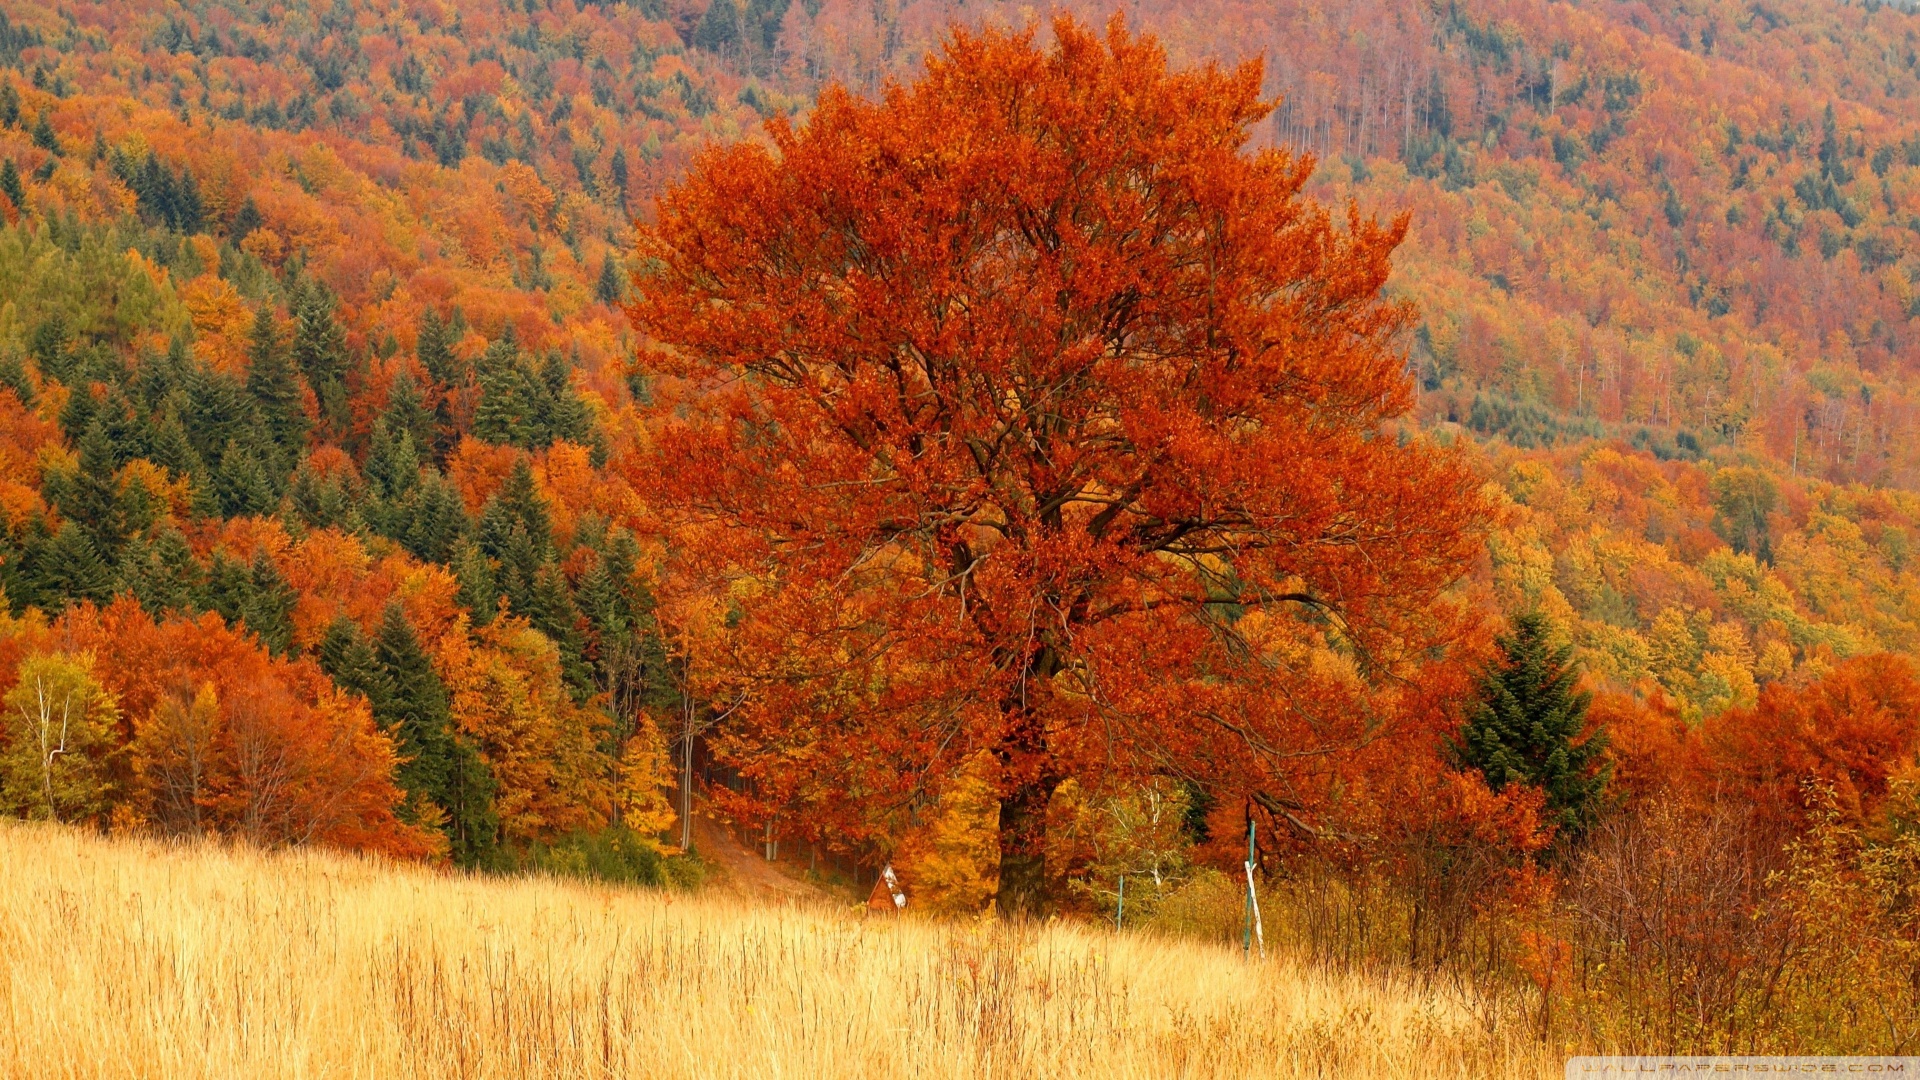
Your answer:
0;820;1565;1078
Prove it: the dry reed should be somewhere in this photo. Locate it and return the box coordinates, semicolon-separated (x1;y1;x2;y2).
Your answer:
0;820;1565;1078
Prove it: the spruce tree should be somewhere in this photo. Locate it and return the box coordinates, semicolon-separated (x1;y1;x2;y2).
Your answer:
230;195;262;239
318;615;384;704
416;309;461;387
417;309;464;462
242;548;297;656
472;331;536;446
1453;612;1611;842
287;458;359;533
538;350;594;446
245;304;309;475
30;521;116;607
451;539;497;625
383;369;435;458
372;602;497;864
64;420;126;557
401;469;468;565
212;441;277;519
291;286;351;437
183;367;259;469
596;254;623;304
124;527;202;617
477;459;552;561
0;157;22;210
29;111;57;154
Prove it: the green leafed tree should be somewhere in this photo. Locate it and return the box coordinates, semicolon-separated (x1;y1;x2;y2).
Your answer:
1;652;118;824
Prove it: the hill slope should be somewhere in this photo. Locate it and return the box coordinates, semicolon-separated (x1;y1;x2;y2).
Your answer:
0;820;1559;1078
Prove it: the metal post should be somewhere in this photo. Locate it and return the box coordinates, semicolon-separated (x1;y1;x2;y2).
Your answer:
1115;874;1125;930
1243;806;1255;956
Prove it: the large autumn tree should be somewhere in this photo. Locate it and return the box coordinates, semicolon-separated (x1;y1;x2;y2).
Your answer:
628;17;1483;914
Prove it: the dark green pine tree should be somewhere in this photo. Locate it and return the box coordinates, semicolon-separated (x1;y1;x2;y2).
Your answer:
63;420;127;558
401;469;468;565
608;147;629;206
229;195;262;240
30;111;57;154
287;457;360;533
318;615;386;705
242;548;297;656
123;526;203;617
212;440;277;519
537;350;595;448
416;310;466;463
0;157;22;210
175;168;205;234
477;459;552;562
693;0;741;54
596;254;623;304
527;561;592;700
383;369;435;458
245;304;309;477
471;331;540;447
416;309;460;386
200;551;254;632
451;539;498;625
29;520;117;608
371;602;498;865
147;404;204;484
291;285;352;438
183;366;258;470
362;418;421;504
1453;612;1612;842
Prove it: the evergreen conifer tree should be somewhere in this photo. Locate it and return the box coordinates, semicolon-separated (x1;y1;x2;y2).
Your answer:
318;615;385;704
1453;612;1611;842
451;539;497;626
30;521;116;607
29;111;56;154
230;195;262;239
372;602;497;864
401;469;468;564
291;286;352;437
124;526;202;617
0;157;22;210
64;420;126;557
212;441;277;519
472;331;537;446
287;457;359;533
384;369;435;458
243;548;297;656
596;255;623;304
245;304;309;475
416;309;460;387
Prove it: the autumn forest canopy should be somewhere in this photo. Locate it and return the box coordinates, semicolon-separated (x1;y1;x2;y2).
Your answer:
5;0;1920;1052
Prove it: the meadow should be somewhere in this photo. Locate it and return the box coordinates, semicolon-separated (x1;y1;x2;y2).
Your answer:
0;819;1565;1079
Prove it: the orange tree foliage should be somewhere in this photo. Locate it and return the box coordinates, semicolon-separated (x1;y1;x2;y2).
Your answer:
1704;653;1920;833
17;597;435;855
628;19;1485;913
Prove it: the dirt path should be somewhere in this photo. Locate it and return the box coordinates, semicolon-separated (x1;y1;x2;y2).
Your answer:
687;798;827;904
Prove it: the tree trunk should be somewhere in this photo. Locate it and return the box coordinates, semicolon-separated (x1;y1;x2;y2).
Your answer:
995;773;1059;917
991;670;1061;917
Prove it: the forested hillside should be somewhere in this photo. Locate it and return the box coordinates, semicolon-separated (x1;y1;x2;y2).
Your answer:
0;0;1917;950
2;0;1920;1052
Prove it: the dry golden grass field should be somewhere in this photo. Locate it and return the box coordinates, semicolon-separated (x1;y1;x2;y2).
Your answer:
0;820;1563;1078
